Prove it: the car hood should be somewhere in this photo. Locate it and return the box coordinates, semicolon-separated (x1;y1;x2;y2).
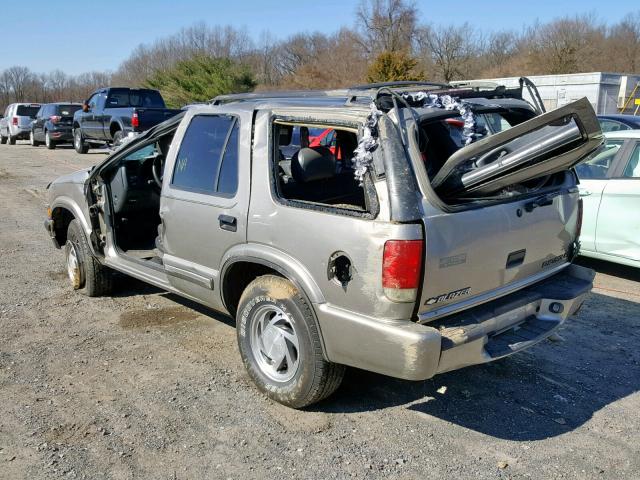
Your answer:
50;168;90;186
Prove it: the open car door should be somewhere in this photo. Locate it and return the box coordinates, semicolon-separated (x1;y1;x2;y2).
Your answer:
431;97;603;199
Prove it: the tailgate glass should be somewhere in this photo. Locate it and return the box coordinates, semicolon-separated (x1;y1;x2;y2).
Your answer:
426;98;603;200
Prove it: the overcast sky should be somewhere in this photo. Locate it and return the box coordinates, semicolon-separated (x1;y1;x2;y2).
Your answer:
3;0;638;75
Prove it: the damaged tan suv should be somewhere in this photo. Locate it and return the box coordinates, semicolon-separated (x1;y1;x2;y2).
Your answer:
45;80;601;407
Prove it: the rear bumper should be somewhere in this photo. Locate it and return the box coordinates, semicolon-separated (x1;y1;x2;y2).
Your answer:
315;264;594;380
48;126;73;141
11;127;31;139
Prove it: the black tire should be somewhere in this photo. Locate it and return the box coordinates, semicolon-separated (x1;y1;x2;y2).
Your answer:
8;135;16;145
30;130;41;147
112;130;124;148
45;130;56;149
0;132;6;144
236;274;344;408
74;128;88;154
65;219;112;297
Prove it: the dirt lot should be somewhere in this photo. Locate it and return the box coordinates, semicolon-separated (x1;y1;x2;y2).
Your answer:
1;141;639;480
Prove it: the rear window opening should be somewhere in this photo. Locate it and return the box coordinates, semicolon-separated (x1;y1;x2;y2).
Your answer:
106;89;165;108
417;110;532;181
16;105;41;117
273;122;375;215
56;105;82;117
414;108;581;206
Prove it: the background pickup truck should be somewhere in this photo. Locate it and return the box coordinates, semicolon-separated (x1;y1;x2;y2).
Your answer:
72;87;181;153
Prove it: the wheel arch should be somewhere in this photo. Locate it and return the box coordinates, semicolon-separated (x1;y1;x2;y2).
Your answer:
50;197;92;248
220;253;329;360
109;119;124;138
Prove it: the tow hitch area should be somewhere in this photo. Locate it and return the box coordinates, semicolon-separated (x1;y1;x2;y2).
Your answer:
433;264;594;374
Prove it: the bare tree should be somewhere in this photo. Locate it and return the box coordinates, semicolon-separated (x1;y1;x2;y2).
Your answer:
417;24;478;82
5;66;33;102
356;0;417;55
608;12;640;72
524;15;606;74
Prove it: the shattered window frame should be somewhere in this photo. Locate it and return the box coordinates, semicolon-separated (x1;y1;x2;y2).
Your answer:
268;117;380;219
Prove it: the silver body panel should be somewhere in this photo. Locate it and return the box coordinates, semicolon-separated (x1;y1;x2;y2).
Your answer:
45;94;597;381
1;103;41;138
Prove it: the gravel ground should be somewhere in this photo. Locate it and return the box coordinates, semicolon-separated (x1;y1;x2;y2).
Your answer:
1;141;639;480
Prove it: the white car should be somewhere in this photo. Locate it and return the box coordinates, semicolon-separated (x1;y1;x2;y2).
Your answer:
575;130;640;268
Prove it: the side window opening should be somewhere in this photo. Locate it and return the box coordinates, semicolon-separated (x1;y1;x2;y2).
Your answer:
575;139;624;179
273;122;370;213
622;143;640;178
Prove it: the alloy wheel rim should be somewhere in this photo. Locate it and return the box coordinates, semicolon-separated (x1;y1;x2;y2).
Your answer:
30;131;34;145
74;130;81;149
65;241;82;289
45;132;50;147
249;304;300;382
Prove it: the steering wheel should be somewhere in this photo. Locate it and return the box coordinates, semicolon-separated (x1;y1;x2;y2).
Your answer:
151;154;164;191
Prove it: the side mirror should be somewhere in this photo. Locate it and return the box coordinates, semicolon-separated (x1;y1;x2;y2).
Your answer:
82;103;89;113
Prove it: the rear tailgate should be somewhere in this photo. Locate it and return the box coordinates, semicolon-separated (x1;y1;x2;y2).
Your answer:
135;108;182;131
416;98;602;322
418;188;580;321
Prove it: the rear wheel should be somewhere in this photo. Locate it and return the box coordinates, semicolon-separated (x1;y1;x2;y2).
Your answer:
236;275;345;408
65;219;112;297
74;128;88;154
45;130;56;149
8;135;16;145
112;130;124;148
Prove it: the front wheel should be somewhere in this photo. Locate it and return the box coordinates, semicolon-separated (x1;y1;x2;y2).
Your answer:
65;219;113;297
73;129;88;154
45;130;56;149
30;130;41;147
236;275;345;408
0;131;6;144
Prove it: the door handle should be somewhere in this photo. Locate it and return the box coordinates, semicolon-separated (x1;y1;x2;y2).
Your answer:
579;189;592;197
218;214;237;232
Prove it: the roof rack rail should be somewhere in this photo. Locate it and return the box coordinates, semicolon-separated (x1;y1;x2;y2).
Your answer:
344;81;452;105
449;80;501;89
211;89;349;105
348;81;451;91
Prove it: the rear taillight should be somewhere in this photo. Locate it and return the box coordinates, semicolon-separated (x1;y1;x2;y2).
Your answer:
382;239;423;302
576;198;583;238
50;115;61;124
131;112;139;128
12;117;18;125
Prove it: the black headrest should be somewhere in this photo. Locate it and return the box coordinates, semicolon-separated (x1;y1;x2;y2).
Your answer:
278;125;293;146
291;147;336;183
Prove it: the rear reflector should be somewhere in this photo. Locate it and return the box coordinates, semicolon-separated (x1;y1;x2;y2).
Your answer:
382;239;423;302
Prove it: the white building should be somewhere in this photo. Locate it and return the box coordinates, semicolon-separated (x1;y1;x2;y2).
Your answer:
479;72;640;115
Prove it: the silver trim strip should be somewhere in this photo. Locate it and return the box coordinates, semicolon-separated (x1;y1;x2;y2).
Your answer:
417;262;570;323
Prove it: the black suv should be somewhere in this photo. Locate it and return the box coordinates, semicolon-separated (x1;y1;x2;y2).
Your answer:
30;103;83;149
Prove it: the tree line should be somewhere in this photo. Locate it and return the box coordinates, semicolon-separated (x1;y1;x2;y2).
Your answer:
2;0;640;110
